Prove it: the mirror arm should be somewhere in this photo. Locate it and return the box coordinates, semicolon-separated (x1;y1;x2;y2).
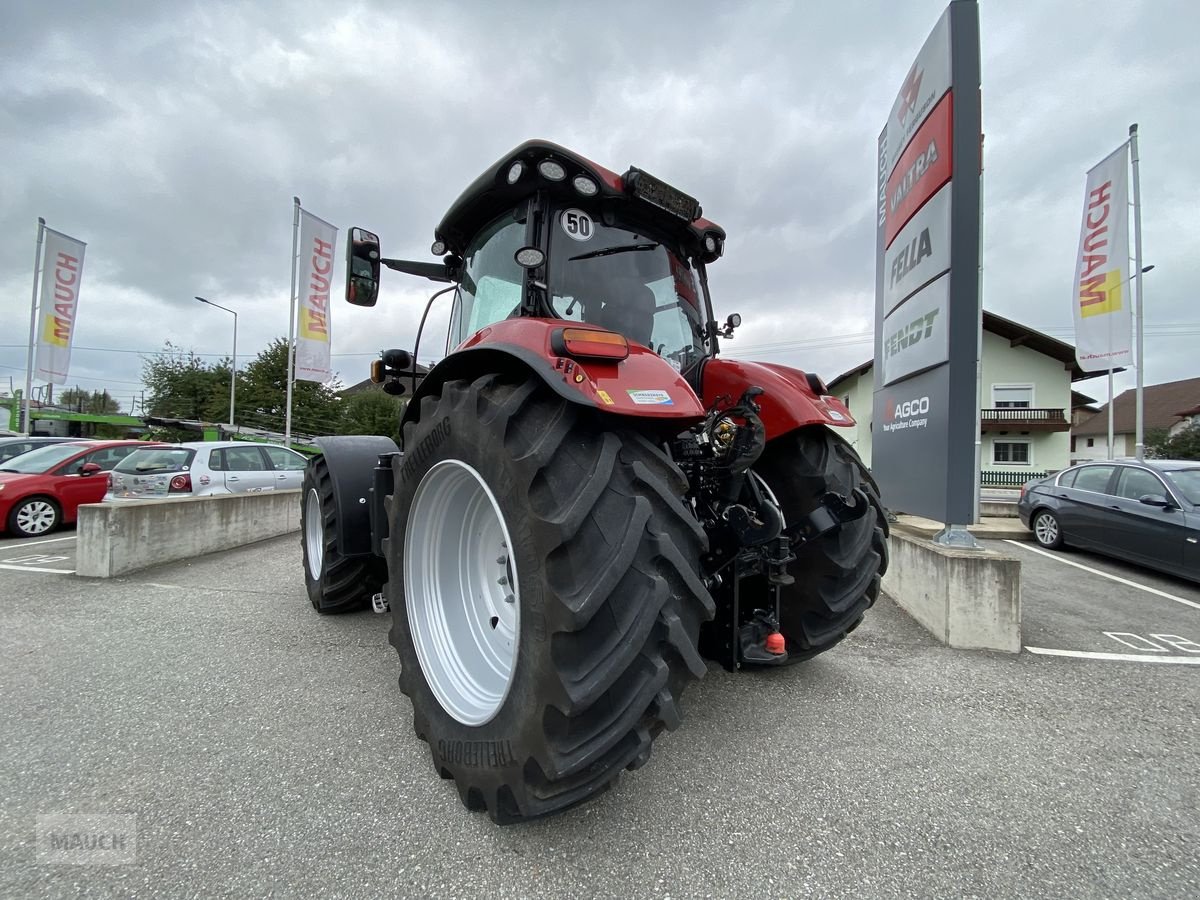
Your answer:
380;257;453;283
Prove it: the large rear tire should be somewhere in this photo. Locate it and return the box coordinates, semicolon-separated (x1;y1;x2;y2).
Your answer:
387;374;714;823
300;456;386;614
753;426;888;663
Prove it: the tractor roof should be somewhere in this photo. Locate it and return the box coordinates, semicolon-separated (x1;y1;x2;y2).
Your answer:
433;139;725;259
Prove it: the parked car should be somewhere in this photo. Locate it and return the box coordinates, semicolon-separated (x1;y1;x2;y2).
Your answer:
0;440;163;538
106;441;309;500
1018;459;1200;583
0;436;77;465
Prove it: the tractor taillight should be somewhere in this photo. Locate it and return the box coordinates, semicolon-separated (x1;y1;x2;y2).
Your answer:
169;474;192;493
558;328;629;361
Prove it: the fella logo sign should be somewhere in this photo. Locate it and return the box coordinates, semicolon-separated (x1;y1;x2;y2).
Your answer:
883;182;952;312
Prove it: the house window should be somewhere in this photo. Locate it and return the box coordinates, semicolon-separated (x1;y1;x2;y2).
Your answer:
993;440;1031;465
843;394;850;410
993;385;1033;408
1086;438;1094;448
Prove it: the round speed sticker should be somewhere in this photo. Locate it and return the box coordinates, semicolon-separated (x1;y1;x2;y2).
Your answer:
560;209;594;241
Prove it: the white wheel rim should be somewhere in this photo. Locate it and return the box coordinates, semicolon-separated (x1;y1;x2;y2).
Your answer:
16;500;56;535
1035;513;1058;545
405;459;519;726
305;488;325;579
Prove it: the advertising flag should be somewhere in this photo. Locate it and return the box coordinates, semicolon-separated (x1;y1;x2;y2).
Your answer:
34;229;87;385
295;209;337;383
1073;144;1131;372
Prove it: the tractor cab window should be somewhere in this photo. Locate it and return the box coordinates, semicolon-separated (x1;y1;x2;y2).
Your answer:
451;211;526;347
547;209;706;373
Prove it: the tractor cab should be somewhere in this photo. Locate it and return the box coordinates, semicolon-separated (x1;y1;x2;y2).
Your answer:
347;140;734;382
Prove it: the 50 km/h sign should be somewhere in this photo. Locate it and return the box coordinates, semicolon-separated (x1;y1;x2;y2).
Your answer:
872;0;982;527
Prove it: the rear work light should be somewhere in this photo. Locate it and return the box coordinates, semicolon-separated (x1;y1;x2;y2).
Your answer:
169;474;193;494
554;328;629;361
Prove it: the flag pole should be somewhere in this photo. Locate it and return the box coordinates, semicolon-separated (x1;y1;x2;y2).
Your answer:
1130;124;1145;460
1106;369;1114;460
23;218;46;435
285;197;300;448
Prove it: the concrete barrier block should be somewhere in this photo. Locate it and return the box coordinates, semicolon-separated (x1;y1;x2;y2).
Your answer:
77;490;302;578
881;528;1021;653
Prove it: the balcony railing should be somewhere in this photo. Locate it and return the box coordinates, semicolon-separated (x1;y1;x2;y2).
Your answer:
980;408;1069;431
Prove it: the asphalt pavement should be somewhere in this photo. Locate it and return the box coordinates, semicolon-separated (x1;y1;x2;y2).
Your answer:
1;534;1197;898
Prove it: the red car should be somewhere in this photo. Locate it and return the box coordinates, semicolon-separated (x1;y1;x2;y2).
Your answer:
0;440;164;538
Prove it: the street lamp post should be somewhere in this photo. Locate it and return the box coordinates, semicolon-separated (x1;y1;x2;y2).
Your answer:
195;296;238;428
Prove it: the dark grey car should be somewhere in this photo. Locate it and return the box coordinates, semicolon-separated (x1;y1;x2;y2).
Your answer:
0;437;76;465
1017;459;1200;583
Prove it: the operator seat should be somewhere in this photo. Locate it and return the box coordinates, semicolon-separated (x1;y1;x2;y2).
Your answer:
595;284;655;347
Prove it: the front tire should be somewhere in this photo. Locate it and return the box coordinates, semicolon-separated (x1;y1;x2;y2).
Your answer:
300;456;386;614
753;426;889;663
388;374;714;823
8;496;60;538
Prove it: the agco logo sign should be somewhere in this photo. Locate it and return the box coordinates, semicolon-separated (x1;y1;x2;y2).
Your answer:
882;395;931;433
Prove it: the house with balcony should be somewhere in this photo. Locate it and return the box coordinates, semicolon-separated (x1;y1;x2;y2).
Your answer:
828;311;1091;487
1071;375;1200;461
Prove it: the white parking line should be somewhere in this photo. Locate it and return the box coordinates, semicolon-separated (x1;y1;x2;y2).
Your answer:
0;564;75;574
1004;539;1200;612
0;535;77;550
1026;646;1200;665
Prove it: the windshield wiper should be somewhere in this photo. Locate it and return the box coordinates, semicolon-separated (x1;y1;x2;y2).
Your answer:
569;242;659;262
0;468;18;473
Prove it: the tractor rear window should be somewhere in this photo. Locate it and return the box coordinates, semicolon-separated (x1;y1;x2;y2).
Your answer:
547;212;706;373
453;212;525;346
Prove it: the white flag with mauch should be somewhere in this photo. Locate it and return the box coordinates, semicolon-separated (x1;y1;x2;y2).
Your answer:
295;209;337;382
34;228;87;385
1073;143;1132;373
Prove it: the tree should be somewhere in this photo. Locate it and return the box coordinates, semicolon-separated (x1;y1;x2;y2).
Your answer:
234;338;344;438
340;390;405;443
142;343;230;423
59;388;121;415
1161;424;1200;461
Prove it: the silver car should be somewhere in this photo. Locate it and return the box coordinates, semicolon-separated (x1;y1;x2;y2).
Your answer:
106;441;309;499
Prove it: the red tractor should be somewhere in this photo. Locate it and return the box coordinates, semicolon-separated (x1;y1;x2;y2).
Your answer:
301;140;888;823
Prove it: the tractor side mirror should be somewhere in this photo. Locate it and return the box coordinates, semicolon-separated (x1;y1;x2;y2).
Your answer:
346;227;381;307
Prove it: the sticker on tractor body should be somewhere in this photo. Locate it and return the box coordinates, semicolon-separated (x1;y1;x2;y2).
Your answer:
560;209;594;241
596;390;615;405
626;389;674;406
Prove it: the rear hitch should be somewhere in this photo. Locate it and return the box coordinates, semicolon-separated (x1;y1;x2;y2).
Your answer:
739;609;788;665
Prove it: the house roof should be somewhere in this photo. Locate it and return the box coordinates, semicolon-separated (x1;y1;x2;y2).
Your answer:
826;311;1094;393
1073;376;1200;436
1071;390;1098;409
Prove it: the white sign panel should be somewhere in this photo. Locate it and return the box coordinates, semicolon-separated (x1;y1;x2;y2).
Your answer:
884;7;952;179
881;272;950;387
1072;144;1131;373
295;209;337;383
882;182;952;314
34;229;87;385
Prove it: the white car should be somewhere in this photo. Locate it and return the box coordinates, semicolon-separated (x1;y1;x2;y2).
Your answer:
106;440;309;500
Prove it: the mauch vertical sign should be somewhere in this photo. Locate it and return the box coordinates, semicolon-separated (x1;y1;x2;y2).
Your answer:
34;228;87;385
295;209;337;383
872;0;982;525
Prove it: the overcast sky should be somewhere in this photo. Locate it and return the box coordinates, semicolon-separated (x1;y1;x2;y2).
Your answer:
1;0;1195;424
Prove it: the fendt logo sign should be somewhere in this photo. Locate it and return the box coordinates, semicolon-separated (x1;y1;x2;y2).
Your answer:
880;274;950;387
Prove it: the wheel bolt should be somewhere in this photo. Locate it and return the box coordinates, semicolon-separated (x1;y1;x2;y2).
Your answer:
504;594;515;604
498;575;508;586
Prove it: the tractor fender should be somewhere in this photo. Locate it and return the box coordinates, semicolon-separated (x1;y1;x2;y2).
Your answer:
701;358;854;440
310;435;400;558
402;319;706;432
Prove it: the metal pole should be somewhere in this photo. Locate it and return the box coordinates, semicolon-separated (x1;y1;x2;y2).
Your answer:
284;197;301;448
24;218;46;435
1130;123;1145;461
1106;369;1114;460
230;309;238;429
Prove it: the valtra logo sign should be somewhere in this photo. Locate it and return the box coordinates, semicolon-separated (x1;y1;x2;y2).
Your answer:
884;92;953;247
